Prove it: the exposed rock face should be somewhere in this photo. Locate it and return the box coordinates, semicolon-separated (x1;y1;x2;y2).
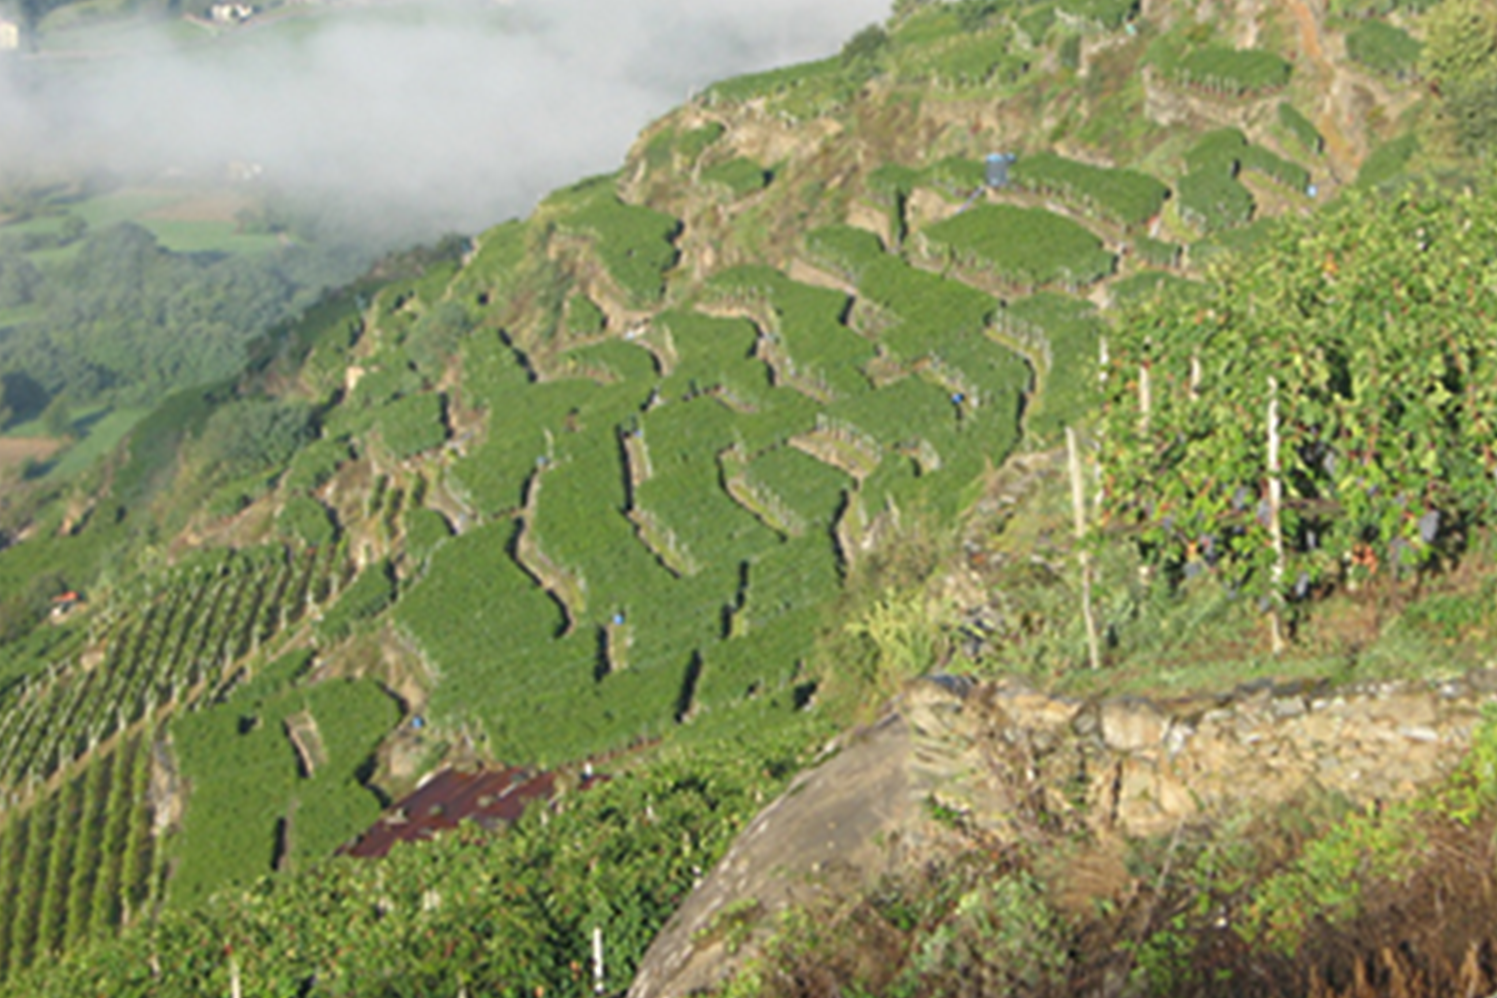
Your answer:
629;671;1497;998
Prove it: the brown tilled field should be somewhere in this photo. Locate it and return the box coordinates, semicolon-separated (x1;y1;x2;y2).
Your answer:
0;437;60;473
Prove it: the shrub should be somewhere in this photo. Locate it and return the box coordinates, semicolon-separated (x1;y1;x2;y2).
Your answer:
563;294;607;336
1175;47;1293;94
1177;170;1256;231
278;496;337;549
675;122;726;162
1184;128;1249;175
1240;145;1311;191
922;204;1116;288
1057;0;1140;30
1356;132;1419;188
1278;102;1324;154
317;560;395;644
403;507;452;564
1133;235;1182;267
701;158;772;198
1346;19;1422;76
556;191;681;308
377;392;448;460
283;438;350;493
1010;152;1169;227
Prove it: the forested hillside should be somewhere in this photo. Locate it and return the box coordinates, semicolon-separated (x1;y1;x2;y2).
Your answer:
1;0;1496;993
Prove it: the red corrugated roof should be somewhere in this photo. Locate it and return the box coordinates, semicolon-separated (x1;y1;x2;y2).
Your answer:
338;766;605;859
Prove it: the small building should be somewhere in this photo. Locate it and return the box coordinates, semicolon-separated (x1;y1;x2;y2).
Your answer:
0;18;20;51
49;591;82;621
209;2;254;24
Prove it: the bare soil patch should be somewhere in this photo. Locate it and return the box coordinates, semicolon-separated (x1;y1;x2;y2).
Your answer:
0;436;62;471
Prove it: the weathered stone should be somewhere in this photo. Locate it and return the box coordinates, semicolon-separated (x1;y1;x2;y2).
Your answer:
1099;698;1168;752
631;670;1497;998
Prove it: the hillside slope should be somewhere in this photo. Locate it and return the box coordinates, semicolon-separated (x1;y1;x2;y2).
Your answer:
0;0;1494;992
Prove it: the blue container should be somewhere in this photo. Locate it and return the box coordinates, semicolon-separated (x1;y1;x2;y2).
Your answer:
985;153;1017;188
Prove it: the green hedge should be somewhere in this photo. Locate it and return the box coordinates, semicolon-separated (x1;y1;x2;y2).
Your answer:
1057;0;1140;29
1185;128;1250;175
316;560;395;644
555;189;681;308
377;392;447;460
1176;47;1292;95
1241;145;1311;191
402;507;452;564
1010;152;1169;227
277;496;337;549
1177;170;1256;231
282;438;350;494
1346;20;1421;76
1134;235;1182;268
1278;102;1324;154
701;158;772;198
1357;133;1419;188
563;294;607;336
922;204;1116;288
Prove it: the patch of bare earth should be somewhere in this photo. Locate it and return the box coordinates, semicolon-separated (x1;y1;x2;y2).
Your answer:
0;437;61;472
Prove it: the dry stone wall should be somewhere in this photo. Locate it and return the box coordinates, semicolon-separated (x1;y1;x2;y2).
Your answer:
631;670;1497;998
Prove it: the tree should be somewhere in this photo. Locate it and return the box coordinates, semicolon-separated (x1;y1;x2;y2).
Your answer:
40;393;70;439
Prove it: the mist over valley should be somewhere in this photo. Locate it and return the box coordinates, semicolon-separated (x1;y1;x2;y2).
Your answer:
0;0;890;245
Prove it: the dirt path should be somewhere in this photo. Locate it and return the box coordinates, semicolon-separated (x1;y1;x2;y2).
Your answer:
1288;0;1362;181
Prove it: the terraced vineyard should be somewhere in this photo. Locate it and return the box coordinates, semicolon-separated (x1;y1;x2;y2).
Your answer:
0;0;1452;989
0;546;345;802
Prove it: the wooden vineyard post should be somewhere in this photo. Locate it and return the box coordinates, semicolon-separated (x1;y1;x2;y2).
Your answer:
1067;428;1103;670
593;926;606;995
1139;362;1152;434
1267;377;1286;655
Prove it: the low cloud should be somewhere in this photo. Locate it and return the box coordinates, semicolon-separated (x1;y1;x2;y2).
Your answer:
0;0;890;244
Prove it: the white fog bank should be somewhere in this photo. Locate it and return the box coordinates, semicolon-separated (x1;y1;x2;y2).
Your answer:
0;0;891;243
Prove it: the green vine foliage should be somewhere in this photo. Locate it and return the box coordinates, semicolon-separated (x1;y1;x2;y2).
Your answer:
1102;182;1497;602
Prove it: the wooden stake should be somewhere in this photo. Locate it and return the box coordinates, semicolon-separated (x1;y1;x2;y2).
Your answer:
593;926;605;995
1267;376;1286;655
1139;362;1152;434
1068;428;1103;671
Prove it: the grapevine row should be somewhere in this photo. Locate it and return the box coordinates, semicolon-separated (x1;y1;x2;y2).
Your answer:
0;545;344;800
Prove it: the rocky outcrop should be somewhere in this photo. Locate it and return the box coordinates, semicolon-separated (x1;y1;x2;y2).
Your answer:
630;671;1497;998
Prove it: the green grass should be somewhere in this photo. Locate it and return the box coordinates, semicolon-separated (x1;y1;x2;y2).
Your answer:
27;407;146;480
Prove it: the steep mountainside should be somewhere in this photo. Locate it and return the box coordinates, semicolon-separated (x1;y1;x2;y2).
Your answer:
0;0;1494;992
